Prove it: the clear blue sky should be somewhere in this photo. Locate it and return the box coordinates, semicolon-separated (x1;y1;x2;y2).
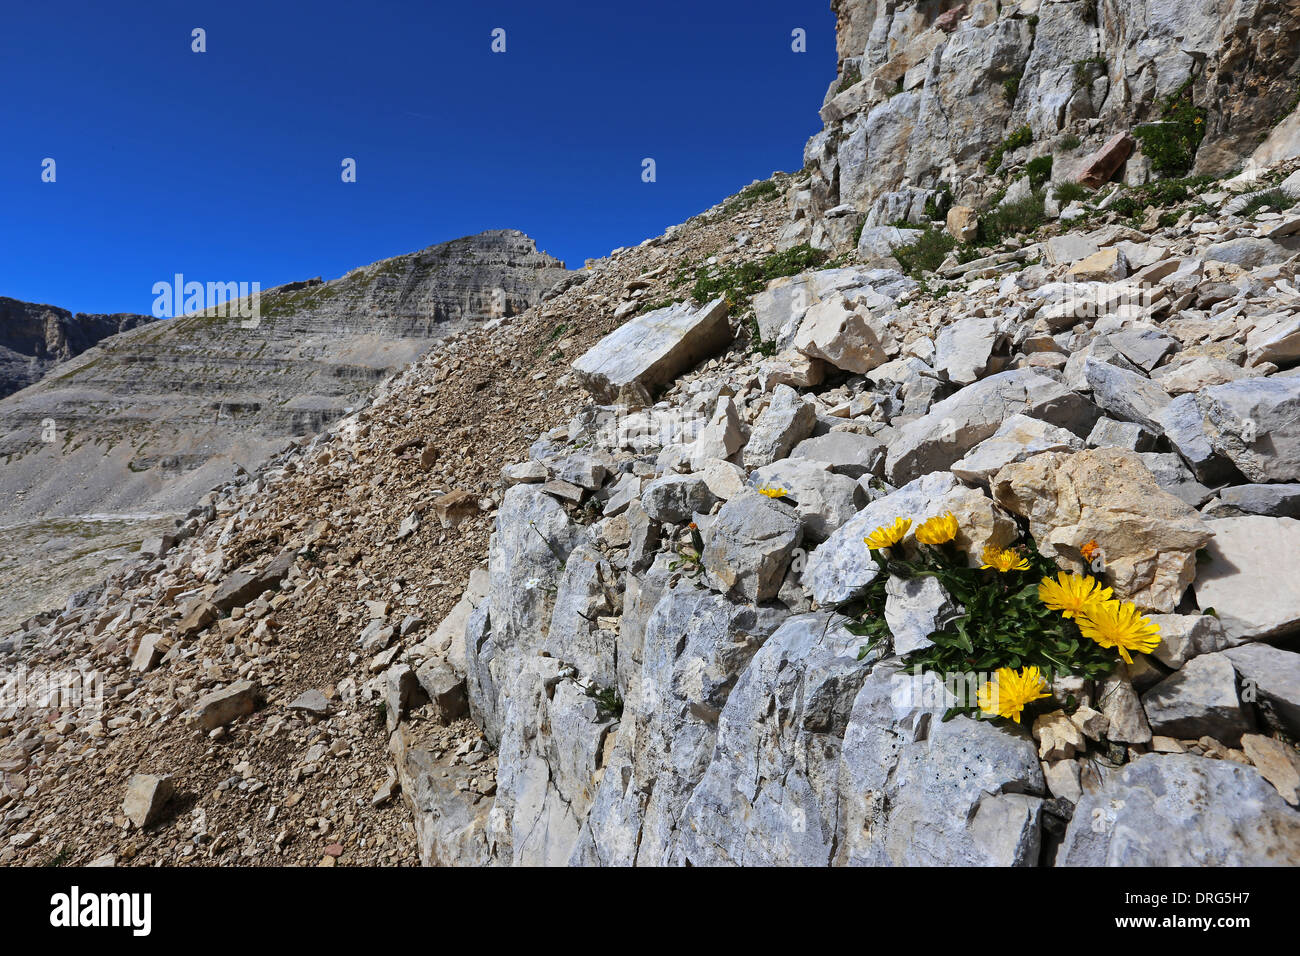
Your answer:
0;0;836;315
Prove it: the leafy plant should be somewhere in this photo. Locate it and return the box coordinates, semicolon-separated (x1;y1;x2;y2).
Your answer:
836;64;863;94
1053;180;1091;205
846;516;1155;723
688;243;828;312
1133;79;1207;176
985;125;1033;174
587;684;624;721
1072;56;1107;90
1237;189;1295;217
1059;133;1082;151
976;192;1046;244
891;228;956;277
1025;155;1053;191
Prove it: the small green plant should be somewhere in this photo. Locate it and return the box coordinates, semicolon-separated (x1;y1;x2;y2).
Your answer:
985;125;1033;174
1025;155;1053;191
1237;188;1295;217
976;192;1046;245
1133;79;1207;177
891;228;956;277
1002;74;1021;104
587;685;624;721
836;64;863;94
688;243;828;312
1053;180;1091;205
924;183;954;220
1072;56;1107;90
1060;132;1082;150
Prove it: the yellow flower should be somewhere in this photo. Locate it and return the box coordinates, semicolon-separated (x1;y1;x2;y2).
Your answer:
757;486;787;499
1076;599;1161;664
980;545;1030;573
977;666;1050;724
864;517;911;550
915;512;959;546
1038;572;1112;620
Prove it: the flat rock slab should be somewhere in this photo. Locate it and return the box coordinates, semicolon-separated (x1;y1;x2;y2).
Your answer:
194;680;259;732
123;773;174;829
572;297;730;403
1194;516;1300;643
1059;753;1300;865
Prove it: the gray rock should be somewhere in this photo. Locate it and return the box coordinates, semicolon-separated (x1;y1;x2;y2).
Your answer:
1108;327;1179;373
193;680;259;732
625;499;660;572
415;658;469;724
886;369;1098;484
1221;644;1300;737
1202;483;1300;519
1083;358;1171;434
287;689;331;717
885;575;962;655
1203;236;1297;269
934;314;1005;386
1197;377;1300;482
1158;392;1235;484
1138;452;1213;507
675;613;870;865
1087;417;1156;452
1140;653;1253;746
790;431;886;480
804;471;961;606
640;474;716;524
951;414;1083;485
792;292;893;374
701;490;803;603
743;384;817;468
1194;516;1300;643
122;774;174;829
1059;753;1300;865
857;225;923;261
837;662;1045;866
749;458;862;541
571;297;731;403
1097;671;1152;744
1148;614;1227;670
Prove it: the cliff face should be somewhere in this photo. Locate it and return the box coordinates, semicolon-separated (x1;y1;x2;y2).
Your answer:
0;230;570;519
0;298;155;398
785;0;1300;248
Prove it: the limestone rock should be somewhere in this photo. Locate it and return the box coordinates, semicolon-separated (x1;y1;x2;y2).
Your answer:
122;774;174;829
742;384;817;469
1141;653;1253;746
572;297;730;403
992;448;1213;612
1059;754;1300;866
701;490;803;603
1194;517;1300;643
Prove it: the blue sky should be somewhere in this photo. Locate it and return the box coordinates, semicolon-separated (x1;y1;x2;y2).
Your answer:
0;1;836;315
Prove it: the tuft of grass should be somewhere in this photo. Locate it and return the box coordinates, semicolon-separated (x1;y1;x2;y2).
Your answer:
985;125;1033;174
976;192;1046;245
1053;180;1091;205
1025;155;1053;191
1073;56;1107;90
891;228;957;277
1237;189;1295;217
836;64;863;95
1133;79;1207;177
688;243;828;311
1060;132;1082;151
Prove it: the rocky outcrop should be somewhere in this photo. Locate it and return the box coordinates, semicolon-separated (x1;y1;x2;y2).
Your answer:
0;297;154;398
787;0;1300;251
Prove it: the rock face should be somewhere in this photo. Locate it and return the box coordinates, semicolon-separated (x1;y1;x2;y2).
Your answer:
0;297;155;399
790;0;1300;250
1059;754;1300;866
0;231;569;520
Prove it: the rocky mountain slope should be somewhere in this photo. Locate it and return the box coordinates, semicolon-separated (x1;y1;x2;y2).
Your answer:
0;298;154;399
3;1;1300;868
0;230;569;521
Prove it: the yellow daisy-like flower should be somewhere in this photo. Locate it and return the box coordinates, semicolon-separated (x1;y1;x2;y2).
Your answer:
915;512;959;546
864;517;911;550
757;486;787;499
1076;599;1161;664
980;545;1030;573
1038;571;1112;620
977;666;1050;724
